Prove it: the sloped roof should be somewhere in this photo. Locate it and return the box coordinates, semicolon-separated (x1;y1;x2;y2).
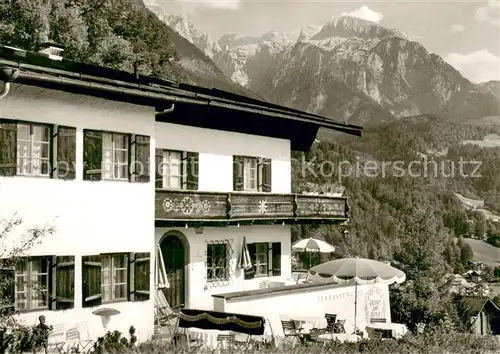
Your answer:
0;45;362;138
461;296;500;315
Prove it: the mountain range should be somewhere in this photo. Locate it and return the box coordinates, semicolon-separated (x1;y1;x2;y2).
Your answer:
149;10;500;126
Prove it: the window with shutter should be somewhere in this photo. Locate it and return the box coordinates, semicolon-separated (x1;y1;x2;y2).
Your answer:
0;259;15;315
186;152;199;190
233;156;244;191
133;135;150;183
254;243;269;276
0;121;17;176
132;252;151;302
16;123;52;177
271;243;281;276
56;126;76;180
14;257;50;311
155;148;163;188
101;254;128;302
53;256;75;310
82;255;102;308
102;133;129;180
261;159;272;192
83;130;102;181
157;149;198;190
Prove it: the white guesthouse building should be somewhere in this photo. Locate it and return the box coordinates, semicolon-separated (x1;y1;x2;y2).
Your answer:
0;44;362;341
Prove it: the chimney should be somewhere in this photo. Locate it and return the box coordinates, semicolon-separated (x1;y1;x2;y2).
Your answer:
38;42;65;61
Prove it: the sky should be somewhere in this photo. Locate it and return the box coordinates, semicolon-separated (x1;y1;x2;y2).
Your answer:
147;0;500;83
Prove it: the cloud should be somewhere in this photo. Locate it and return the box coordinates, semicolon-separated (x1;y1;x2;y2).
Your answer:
475;0;500;26
444;49;500;83
450;24;465;33
157;0;242;11
341;5;383;23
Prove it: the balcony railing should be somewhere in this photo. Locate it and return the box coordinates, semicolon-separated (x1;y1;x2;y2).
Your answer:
155;189;348;226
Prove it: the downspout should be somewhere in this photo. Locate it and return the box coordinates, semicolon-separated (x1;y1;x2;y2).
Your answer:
156;103;175;115
0;67;20;99
0;82;10;99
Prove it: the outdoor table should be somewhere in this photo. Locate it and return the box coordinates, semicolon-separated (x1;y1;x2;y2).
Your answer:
317;333;362;342
365;323;408;338
285;315;327;332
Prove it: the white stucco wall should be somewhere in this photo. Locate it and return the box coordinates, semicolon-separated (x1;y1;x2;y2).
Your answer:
155;122;292;193
155;225;292;310
0;84;156;341
214;283;391;336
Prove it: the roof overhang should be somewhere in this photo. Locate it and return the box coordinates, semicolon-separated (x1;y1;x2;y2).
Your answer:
0;46;362;151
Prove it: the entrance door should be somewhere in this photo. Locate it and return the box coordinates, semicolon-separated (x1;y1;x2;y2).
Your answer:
160;235;186;308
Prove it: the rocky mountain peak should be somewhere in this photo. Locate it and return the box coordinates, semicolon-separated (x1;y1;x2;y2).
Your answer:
311;15;407;41
151;12;221;58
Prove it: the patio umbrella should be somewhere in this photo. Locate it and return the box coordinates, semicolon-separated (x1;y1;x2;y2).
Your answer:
156;244;169;289
237;236;252;270
292;237;336;268
308;257;406;331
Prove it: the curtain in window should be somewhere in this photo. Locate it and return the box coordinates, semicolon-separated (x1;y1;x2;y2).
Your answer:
102;134;113;179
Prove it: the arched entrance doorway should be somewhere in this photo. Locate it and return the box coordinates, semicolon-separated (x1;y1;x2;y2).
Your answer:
159;231;189;308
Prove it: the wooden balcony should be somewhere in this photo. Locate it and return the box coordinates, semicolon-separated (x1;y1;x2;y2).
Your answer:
155;189;349;226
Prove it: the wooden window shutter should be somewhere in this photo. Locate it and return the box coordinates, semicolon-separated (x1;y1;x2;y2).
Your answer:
0;259;15;315
52;256;75;310
261;158;272;192
186;152;199;191
133;135;150;183
132;252;151;302
155;148;163;188
244;243;257;280
271;242;281;276
82;255;102;308
233;156;244;191
56;126;76;180
0;120;17;176
83;130;102;181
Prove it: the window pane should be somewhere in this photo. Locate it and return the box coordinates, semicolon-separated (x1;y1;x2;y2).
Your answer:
113;134;128;149
114;284;126;299
102;284;112;302
114;269;127;284
114;255;126;268
33;125;50;142
102;133;112;149
17;124;29;140
169;176;181;188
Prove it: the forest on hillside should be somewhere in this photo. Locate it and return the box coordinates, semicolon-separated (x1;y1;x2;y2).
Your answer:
0;0;179;76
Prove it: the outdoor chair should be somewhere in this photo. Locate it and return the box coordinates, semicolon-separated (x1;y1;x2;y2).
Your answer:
333;319;346;333
47;324;65;353
74;322;93;353
324;313;337;331
281;320;303;346
154;289;184;336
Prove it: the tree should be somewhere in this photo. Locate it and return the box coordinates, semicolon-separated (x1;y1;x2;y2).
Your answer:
390;207;455;331
459;243;474;268
0;215;55;329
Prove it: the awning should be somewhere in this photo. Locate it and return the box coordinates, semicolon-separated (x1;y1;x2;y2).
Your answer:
178;309;266;336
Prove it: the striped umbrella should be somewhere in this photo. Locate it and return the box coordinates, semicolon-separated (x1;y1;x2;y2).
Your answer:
308;257;406;331
238;236;252;270
292;237;336;268
156;244;169;289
